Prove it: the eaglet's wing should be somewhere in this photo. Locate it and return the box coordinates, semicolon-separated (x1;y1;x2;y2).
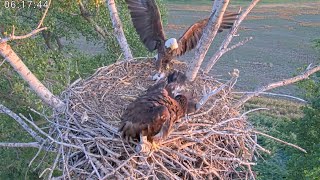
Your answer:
172;12;239;57
125;0;166;51
119;90;171;140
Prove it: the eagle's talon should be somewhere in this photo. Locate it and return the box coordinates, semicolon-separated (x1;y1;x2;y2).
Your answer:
136;135;151;153
154;54;158;61
165;64;170;70
136;143;151;153
151;141;161;152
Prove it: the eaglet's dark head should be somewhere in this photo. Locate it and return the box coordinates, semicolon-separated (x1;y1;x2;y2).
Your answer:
167;70;187;85
166;70;188;97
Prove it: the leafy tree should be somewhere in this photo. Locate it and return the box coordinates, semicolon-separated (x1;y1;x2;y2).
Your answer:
286;72;320;179
252;39;320;179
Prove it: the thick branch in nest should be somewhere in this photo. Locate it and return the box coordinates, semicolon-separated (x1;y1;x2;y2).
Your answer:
186;0;230;81
106;0;133;60
0;142;41;148
196;69;239;111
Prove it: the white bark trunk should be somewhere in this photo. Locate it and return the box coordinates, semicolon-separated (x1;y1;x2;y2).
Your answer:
0;43;65;111
186;0;230;82
204;0;260;73
107;0;133;61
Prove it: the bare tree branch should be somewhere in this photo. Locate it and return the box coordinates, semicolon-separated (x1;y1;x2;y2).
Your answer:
0;59;5;67
19;113;82;149
106;0;133;61
186;0;230;81
0;0;51;43
252;130;307;153
224;37;253;53
234;65;320;108
78;0;110;39
0;27;47;43
205;0;260;73
0;43;66;110
196;69;239;111
36;0;52;29
0;0;65;111
233;91;307;103
205;37;252;73
0;142;41;148
0;104;44;143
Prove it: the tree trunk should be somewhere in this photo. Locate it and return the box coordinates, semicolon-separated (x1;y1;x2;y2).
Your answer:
186;0;230;82
107;0;133;61
204;0;260;73
0;42;65;111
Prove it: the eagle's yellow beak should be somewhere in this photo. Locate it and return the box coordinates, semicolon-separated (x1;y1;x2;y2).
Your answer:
170;43;179;50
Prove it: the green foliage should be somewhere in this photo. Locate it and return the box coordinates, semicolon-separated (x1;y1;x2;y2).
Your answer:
251;39;320;179
250;114;294;179
285;72;320;179
0;0;167;179
0;113;42;179
313;39;320;50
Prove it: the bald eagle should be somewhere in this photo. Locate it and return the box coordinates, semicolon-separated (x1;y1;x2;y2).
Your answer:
125;0;238;79
119;71;195;151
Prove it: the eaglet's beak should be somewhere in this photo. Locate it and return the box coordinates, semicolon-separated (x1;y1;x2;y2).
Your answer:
171;85;184;97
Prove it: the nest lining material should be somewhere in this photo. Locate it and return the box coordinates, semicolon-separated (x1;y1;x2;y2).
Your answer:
56;58;257;179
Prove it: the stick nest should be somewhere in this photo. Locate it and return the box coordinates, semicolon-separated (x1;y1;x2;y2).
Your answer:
54;59;257;179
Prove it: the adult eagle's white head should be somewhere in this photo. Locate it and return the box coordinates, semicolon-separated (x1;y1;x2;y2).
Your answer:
165;38;178;50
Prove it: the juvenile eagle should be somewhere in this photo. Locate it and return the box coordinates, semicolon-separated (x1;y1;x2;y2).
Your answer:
125;0;238;79
119;71;195;151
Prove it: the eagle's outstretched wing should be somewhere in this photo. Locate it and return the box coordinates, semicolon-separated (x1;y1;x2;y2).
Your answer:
125;0;166;51
173;12;238;57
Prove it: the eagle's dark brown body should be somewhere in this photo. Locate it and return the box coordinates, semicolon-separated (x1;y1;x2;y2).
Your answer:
119;71;192;143
119;88;187;142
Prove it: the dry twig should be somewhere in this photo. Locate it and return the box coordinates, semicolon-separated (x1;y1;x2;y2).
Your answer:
0;0;51;43
0;59;311;179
